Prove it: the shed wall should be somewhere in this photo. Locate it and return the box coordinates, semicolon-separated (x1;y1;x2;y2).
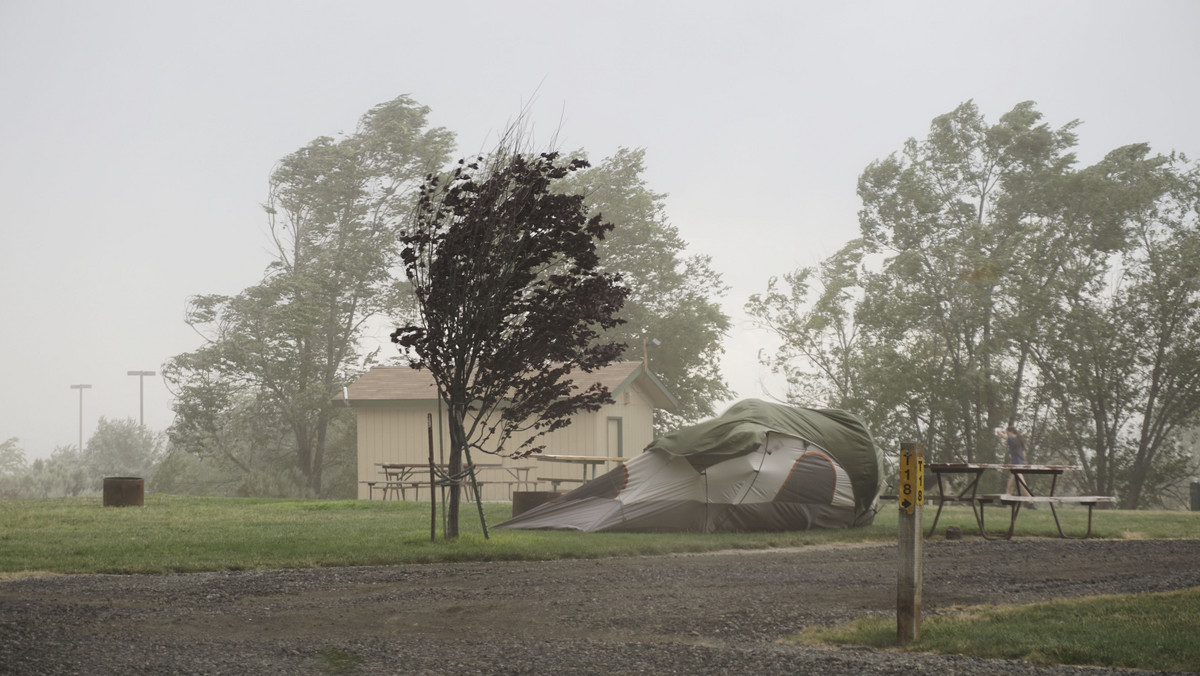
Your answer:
355;380;660;501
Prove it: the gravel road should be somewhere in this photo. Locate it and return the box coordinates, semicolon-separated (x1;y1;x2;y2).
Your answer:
3;538;1199;675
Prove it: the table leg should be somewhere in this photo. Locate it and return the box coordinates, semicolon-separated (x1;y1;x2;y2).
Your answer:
926;469;985;538
977;498;1019;540
926;471;949;537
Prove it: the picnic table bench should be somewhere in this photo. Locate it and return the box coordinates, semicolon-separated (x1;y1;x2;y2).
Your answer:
926;462;1112;540
536;475;586;491
535;454;627;491
365;463;536;501
975;493;1116;539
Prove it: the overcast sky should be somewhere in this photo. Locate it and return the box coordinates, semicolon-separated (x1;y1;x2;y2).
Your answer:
2;0;1198;460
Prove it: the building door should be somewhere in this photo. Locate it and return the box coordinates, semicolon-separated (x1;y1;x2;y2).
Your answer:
607;417;624;457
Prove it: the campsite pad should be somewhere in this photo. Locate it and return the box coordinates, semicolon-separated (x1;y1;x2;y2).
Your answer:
5;538;1200;675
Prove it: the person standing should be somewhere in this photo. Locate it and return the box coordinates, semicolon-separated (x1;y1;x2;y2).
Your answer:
999;424;1029;497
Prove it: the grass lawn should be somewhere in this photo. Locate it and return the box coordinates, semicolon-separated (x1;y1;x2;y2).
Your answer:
794;588;1200;672
3;494;1198;671
1;495;1195;575
0;494;904;575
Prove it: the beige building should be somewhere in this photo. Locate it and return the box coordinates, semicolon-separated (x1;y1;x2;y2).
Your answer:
339;361;678;500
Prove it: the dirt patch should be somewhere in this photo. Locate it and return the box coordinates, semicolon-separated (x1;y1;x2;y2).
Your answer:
3;538;1199;674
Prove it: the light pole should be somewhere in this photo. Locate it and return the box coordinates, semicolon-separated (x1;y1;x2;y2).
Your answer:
127;370;156;427
70;384;92;453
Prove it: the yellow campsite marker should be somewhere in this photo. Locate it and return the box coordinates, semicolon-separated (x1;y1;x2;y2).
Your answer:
898;446;924;513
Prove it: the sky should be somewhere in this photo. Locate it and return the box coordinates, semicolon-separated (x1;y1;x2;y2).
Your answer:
2;0;1199;461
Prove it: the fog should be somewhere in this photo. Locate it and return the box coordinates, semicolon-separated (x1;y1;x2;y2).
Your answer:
2;0;1198;460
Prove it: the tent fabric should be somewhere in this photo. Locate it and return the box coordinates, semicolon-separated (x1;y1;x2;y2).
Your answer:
497;399;885;533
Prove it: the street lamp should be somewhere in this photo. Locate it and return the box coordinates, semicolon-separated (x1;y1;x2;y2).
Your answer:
127;370;156;427
70;384;92;453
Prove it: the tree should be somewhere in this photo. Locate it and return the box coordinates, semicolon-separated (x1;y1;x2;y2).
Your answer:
0;437;28;498
750;101;1199;505
0;437;25;476
556;148;731;427
392;140;628;538
164;96;454;495
81;417;166;490
1028;154;1200;506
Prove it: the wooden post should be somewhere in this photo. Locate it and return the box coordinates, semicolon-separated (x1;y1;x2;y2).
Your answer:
897;442;924;645
427;414;437;542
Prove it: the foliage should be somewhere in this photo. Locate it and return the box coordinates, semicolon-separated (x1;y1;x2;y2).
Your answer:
797;588;1200;672
164;95;453;496
392;137;628;537
80;417;165;490
1;421;166;499
749;100;1200;505
0;437;28;498
557;148;732;427
0;437;25;476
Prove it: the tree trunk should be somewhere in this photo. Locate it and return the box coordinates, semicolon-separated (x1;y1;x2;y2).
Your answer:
444;404;468;539
310;415;327;496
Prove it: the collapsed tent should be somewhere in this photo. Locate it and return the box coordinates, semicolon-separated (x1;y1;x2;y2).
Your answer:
497;399;886;533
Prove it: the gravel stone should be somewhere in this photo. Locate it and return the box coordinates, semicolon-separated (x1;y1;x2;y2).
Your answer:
2;538;1198;675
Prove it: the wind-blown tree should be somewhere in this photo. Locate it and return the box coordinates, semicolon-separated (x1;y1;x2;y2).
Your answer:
750;101;1199;505
754;101;1089;458
0;437;24;476
557;148;731;427
165;96;454;496
392;142;628;539
0;437;28;498
81;417;166;491
1028;155;1200;506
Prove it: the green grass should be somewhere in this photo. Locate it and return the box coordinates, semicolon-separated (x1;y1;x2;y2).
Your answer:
0;494;894;575
794;588;1200;672
2;497;1196;575
1;497;1195;575
918;502;1200;541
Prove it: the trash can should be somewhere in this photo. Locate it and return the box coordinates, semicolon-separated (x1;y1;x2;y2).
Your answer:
103;477;144;507
1191;481;1200;512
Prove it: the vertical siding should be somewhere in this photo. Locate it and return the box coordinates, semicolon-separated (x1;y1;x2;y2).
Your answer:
356;380;663;501
357;403;442;499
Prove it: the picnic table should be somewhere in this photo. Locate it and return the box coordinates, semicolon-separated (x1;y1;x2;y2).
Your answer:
926;462;1114;539
536;454;625;490
360;463;438;501
470;463;537;499
362;463;536;501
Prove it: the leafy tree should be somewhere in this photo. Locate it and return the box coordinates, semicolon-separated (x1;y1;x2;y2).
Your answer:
0;437;25;476
746;242;865;410
81;417;166;490
0;437;28;498
164;95;453;495
557;148;731;427
1028;155;1200;505
750;101;1199;506
392;140;628;538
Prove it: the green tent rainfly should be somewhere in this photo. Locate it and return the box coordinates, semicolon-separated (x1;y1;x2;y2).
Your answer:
498;399;886;533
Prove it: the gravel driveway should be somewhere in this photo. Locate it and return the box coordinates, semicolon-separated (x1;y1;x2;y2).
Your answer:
3;538;1199;675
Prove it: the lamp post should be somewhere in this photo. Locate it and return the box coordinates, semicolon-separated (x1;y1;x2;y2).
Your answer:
70;384;92;453
127;370;156;427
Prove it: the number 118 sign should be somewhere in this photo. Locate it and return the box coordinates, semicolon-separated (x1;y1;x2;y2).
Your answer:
899;447;924;514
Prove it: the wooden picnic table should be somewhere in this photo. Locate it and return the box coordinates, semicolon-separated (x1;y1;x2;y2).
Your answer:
363;463;537;501
536;454;626;489
925;462;1112;539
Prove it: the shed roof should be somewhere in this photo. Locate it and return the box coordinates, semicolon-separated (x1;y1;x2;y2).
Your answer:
338;361;677;411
